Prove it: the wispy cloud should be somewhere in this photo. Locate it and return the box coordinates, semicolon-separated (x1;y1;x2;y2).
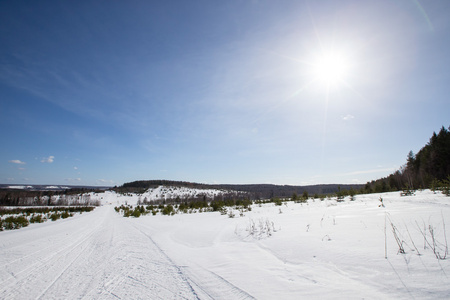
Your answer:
342;114;355;121
65;178;81;183
9;160;26;165
41;156;55;163
97;179;114;185
342;167;396;176
74;166;78;170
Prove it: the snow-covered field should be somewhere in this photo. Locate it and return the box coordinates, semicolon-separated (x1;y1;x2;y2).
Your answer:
1;189;449;299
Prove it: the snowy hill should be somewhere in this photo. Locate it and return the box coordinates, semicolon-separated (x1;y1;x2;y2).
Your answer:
142;185;237;201
94;185;242;206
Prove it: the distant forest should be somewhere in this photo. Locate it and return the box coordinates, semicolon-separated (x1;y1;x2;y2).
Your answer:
0;188;103;206
118;179;363;199
364;125;450;193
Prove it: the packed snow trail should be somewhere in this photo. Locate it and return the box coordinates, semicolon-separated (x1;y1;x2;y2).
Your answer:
0;206;199;299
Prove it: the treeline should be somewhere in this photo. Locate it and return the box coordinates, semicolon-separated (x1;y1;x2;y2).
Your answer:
117;180;211;194
118;180;363;200
364;126;450;193
0;189;102;206
218;183;363;199
121;180;204;190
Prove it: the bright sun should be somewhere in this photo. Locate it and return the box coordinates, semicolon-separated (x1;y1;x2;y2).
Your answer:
312;52;349;87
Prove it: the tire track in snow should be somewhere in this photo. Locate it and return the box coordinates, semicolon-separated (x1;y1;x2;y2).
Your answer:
0;232;74;269
182;266;256;300
0;208;104;256
0;213;105;297
128;222;200;300
75;212;199;299
2;206;251;299
98;259;185;299
35;237;98;300
132;222;255;300
0;210;103;274
36;213;118;299
0;207;111;299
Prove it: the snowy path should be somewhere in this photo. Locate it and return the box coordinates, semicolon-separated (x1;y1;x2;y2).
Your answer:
0;206;199;299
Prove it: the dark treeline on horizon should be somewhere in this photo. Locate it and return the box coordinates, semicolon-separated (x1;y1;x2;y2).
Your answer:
364;125;450;193
118;180;363;199
0;188;103;206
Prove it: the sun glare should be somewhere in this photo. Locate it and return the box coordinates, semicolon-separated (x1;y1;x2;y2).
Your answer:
312;52;349;87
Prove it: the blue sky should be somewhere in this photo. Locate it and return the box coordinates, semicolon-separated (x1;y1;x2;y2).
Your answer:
1;0;450;186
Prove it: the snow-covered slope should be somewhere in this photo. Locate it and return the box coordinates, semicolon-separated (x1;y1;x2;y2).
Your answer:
1;190;449;299
93;185;241;206
142;185;235;201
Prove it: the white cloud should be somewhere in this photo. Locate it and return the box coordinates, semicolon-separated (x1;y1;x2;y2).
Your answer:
97;179;114;185
342;167;396;176
342;114;355;121
9;159;26;165
74;166;78;170
41;156;55;163
65;178;82;183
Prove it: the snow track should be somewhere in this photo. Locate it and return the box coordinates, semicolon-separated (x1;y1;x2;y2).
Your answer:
133;221;256;300
0;206;199;299
183;266;256;300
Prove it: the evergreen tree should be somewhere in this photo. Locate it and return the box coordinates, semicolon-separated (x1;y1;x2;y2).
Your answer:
366;125;450;192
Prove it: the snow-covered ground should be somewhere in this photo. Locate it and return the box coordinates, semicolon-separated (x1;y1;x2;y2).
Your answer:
1;189;449;299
